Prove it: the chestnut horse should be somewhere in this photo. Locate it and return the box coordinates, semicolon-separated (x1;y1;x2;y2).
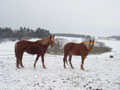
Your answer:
63;39;94;70
15;35;55;69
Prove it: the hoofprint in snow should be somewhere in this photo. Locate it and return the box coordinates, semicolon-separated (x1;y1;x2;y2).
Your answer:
0;37;120;90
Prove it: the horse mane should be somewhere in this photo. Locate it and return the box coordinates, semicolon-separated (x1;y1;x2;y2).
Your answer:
83;40;90;49
37;36;50;45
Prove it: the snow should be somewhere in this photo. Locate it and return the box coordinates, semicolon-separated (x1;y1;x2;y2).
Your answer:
0;37;120;90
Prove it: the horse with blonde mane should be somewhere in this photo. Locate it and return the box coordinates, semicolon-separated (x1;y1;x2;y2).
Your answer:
63;39;94;70
15;35;55;69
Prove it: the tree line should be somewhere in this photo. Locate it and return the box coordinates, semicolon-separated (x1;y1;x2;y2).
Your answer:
0;27;50;41
107;36;120;40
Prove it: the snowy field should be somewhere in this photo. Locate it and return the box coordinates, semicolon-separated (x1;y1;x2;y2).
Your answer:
0;37;120;90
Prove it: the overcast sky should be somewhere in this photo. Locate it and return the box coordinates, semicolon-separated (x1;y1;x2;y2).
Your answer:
0;0;120;37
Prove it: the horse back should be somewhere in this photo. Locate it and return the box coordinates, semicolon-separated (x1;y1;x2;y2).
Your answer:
16;40;35;48
16;40;39;54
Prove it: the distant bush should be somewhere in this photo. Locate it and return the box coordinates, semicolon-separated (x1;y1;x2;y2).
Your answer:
91;41;112;54
47;38;68;55
47;38;112;55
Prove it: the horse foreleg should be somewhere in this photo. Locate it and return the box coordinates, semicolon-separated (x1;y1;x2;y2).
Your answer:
69;54;74;69
41;55;46;69
81;55;86;71
34;55;40;68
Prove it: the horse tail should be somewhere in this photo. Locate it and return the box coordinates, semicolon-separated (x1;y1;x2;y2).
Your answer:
15;43;18;58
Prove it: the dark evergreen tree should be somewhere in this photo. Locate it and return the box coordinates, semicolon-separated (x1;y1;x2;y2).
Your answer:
0;27;50;41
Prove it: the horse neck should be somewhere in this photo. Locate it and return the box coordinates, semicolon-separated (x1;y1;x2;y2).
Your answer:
43;43;51;53
37;38;49;45
81;42;89;52
44;43;50;48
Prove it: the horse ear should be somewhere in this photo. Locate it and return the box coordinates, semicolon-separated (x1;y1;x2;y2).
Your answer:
49;35;52;39
53;35;55;38
92;37;95;42
89;40;92;42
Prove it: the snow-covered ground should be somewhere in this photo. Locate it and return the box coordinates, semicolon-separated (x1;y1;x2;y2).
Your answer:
0;37;120;90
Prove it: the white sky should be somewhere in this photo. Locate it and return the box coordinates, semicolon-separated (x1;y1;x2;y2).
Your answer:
0;0;120;37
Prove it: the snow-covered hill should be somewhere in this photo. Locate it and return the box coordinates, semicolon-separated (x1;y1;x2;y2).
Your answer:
0;37;120;90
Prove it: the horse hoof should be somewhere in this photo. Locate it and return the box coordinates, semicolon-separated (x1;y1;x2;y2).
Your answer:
17;67;20;69
64;67;66;69
34;64;36;68
21;66;24;68
43;66;47;69
71;67;74;69
81;68;84;71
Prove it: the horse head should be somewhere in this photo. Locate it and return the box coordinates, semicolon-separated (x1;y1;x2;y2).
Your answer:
49;35;55;47
89;39;94;51
83;39;94;51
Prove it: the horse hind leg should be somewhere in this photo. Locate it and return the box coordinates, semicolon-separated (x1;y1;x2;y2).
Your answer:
63;57;66;69
16;53;24;69
15;44;20;69
63;53;68;69
16;51;24;68
20;53;24;68
69;54;74;69
16;57;20;69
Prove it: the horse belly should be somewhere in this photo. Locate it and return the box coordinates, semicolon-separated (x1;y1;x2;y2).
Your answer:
70;50;81;56
25;48;38;55
26;51;37;54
